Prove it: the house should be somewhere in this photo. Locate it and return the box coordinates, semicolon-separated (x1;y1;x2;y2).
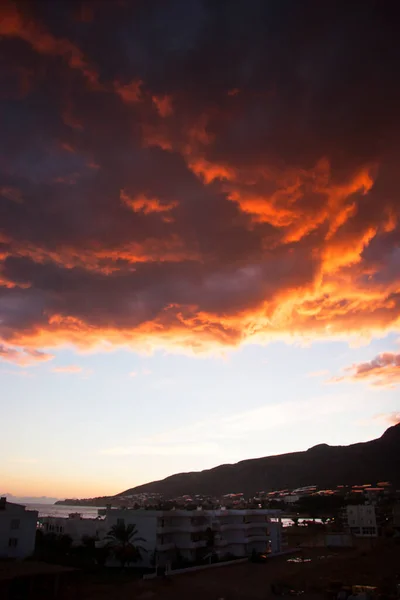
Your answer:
346;505;377;537
282;494;300;505
101;507;283;567
0;497;38;559
392;504;400;534
363;487;386;505
40;513;107;546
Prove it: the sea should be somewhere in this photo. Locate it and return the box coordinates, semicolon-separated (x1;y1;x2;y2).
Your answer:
25;504;104;518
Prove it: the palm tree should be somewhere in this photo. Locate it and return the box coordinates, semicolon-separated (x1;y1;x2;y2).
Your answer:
204;527;216;563
106;522;146;568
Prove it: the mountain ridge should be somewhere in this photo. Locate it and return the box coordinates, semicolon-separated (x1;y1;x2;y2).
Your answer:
0;494;60;504
117;423;400;498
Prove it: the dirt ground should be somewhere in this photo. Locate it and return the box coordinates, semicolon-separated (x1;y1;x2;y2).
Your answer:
64;539;400;600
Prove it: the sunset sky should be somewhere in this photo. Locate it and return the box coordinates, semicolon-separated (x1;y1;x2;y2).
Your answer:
1;0;399;499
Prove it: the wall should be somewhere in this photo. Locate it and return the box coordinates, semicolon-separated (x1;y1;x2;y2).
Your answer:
392;504;400;529
104;510;158;567
269;519;282;553
346;505;377;537
101;508;283;567
0;502;38;558
41;515;107;545
284;495;300;504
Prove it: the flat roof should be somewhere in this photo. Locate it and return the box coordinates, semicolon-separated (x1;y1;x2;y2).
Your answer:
0;561;76;582
104;508;282;517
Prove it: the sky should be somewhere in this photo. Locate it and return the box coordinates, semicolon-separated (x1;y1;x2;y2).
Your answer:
0;0;400;499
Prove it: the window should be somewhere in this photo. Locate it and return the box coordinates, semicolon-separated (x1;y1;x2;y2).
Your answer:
117;518;125;526
10;519;20;530
362;527;376;535
8;538;18;548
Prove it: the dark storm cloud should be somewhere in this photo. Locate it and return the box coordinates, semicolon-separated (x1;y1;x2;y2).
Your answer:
1;0;400;352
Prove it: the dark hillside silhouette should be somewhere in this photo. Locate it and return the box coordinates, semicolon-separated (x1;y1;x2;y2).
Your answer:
117;424;400;498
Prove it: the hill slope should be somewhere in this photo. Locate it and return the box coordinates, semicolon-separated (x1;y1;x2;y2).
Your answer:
117;423;400;498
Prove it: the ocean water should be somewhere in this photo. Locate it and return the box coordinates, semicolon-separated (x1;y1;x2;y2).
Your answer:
25;503;104;518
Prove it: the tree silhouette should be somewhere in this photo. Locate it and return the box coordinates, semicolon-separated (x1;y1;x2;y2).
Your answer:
204;527;217;563
106;522;146;568
35;530;73;563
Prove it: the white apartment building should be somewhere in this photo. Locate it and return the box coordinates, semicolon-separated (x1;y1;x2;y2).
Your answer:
0;497;38;558
346;505;377;537
282;494;300;505
102;508;283;567
40;513;107;545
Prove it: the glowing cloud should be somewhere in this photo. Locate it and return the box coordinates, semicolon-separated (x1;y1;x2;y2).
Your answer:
333;353;400;388
51;365;83;374
374;412;400;426
0;345;54;367
120;191;177;215
307;370;330;378
1;1;400;357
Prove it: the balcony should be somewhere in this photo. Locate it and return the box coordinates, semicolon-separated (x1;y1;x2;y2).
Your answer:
245;534;268;542
215;538;228;547
188;524;209;533
220;522;246;532
191;540;207;549
243;521;268;531
177;540;207;549
157;525;179;535
157;523;209;535
220;522;268;532
156;542;175;552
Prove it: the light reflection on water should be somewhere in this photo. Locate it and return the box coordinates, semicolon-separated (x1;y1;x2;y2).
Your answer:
26;503;104;518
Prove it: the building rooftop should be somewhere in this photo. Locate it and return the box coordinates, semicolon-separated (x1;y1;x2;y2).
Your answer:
0;561;76;582
104;507;282;517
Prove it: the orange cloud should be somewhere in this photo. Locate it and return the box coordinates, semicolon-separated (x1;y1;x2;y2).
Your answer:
1;1;400;357
141;125;173;150
152;95;173;117
0;2;99;88
333;353;400;388
51;365;83;374
221;160;374;248
120;191;178;215
115;80;143;104
189;158;235;184
374;412;400;426
307;370;330;378
1;186;23;204
0;345;54;367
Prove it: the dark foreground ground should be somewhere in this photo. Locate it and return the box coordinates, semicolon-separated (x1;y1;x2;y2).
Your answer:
62;539;400;600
